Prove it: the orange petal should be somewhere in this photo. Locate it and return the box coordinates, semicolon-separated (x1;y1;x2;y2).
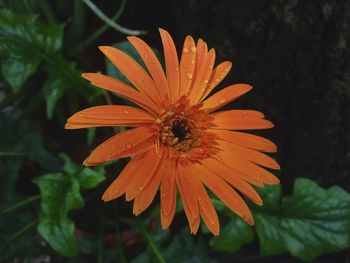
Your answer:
188;49;216;104
176;164;200;223
202;84;252;112
194;39;208;67
217;140;280;170
212;110;274;130
65;105;154;129
216;151;280;185
83;127;154;166
82;73;158;114
189;168;220;235
200;61;232;101
138;155;166;211
210;129;277;152
159;28;180;101
125;147;162;201
98;46;161;105
133;195;142;215
102;154;145;201
201;157;263;206
160;159;177;229
193;163;254;225
179;36;196;97
128;36;169;100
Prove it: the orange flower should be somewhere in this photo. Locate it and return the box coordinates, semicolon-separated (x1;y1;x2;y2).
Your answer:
65;29;280;235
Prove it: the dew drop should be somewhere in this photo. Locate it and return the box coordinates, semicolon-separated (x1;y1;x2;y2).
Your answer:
190;46;197;54
209;65;213;69
215;78;220;82
175;67;179;71
145;54;149;58
224;68;230;72
190;59;195;65
126;143;132;148
123;109;129;114
186;72;193;79
183;48;189;54
138;186;143;190
219;99;226;103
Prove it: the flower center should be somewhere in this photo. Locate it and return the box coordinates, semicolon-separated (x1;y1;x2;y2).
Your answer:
159;113;195;152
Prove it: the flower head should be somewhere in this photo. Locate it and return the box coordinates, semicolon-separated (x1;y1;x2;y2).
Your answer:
65;29;280;235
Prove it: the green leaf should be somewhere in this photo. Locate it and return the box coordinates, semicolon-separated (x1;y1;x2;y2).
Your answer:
33;173;84;256
0;10;64;92
210;215;254;253
255;178;350;261
78;167;105;189
59;152;79;175
43;77;66;119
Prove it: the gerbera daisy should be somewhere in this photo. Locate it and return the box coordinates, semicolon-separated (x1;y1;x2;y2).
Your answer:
65;29;280;235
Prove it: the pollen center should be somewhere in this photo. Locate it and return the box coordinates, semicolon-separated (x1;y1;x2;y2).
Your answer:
160;113;195;152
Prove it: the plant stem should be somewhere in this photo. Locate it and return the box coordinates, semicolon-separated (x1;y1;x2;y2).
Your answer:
137;220;166;263
98;213;105;263
82;0;127;50
81;0;146;36
115;219;127;263
0;195;40;215
8;220;38;241
0;152;27;157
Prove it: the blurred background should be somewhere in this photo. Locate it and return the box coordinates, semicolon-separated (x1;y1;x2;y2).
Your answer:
0;0;350;262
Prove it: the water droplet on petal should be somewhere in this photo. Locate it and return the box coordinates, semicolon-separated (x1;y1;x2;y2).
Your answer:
183;48;189;54
203;80;209;84
138;186;143;190
215;78;220;82
225;68;230;72
186;72;193;79
123;109;129;113
190;46;197;53
126;143;132;148
190;59;195;65
219;99;226;103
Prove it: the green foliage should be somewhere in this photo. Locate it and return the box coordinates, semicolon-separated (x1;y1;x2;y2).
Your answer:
33;154;105;256
255;179;350;261
0;9;98;119
210;179;350;261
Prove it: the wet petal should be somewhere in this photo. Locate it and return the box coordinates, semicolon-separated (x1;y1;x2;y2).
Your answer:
102;154;145;201
216;151;280;185
138;154;166;211
65;105;154;129
82;73;158;114
202;84;252;112
200;61;232;101
99;46;161;104
128;36;169;100
217;140;280;170
212;110;274;130
160;159;177;229
201;157;263;205
159;28;180;101
179;36;196;97
188;49;216;104
211;129;277;152
125;147;162;200
83;127;154;166
193;163;254;225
